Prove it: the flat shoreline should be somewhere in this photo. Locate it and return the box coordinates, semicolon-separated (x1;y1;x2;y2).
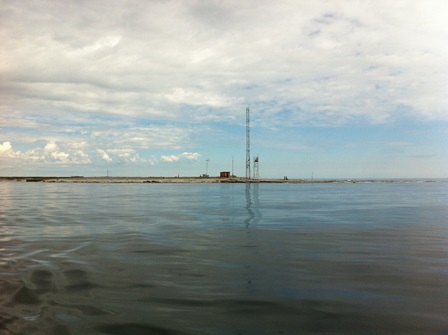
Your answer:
0;176;444;184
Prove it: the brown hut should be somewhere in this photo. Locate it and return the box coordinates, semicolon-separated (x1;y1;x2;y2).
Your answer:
220;171;230;178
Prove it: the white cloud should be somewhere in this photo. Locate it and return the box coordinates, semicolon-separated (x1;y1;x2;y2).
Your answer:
41;141;69;163
108;148;143;163
0;140;95;164
165;88;232;107
0;141;21;158
161;152;201;163
0;141;12;154
97;149;112;163
69;149;91;164
161;155;180;163
44;141;59;154
1;1;447;177
180;152;201;160
1;0;444;128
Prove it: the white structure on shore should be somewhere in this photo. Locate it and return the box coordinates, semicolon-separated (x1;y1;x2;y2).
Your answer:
253;155;259;179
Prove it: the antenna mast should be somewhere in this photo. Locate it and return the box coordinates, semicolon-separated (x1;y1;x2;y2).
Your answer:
246;107;251;179
205;159;210;177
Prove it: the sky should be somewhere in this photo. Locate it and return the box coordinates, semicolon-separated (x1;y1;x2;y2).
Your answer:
1;0;447;179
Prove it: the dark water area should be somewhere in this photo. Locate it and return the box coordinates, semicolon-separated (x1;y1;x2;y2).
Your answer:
1;182;448;335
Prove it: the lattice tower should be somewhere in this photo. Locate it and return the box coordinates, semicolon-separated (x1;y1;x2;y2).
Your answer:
246;107;251;179
253;156;259;179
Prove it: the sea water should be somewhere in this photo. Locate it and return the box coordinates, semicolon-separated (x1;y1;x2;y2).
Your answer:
1;181;448;334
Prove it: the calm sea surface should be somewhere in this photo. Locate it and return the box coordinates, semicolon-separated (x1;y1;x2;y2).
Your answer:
1;181;448;335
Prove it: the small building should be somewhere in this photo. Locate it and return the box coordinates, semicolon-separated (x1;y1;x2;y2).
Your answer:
220;171;230;178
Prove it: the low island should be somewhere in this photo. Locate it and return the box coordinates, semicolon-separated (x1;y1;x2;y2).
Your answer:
0;176;440;184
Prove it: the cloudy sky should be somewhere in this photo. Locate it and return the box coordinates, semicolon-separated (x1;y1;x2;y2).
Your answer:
1;0;447;178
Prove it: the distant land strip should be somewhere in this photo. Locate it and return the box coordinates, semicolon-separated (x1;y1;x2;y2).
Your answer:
0;177;444;184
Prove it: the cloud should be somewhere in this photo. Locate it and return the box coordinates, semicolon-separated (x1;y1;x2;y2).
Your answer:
0;141;21;158
160;155;180;163
43;141;69;162
0;141;12;155
2;0;447;129
180;152;201;160
161;152;201;163
1;140;88;164
1;1;447;177
1;0;448;132
96;149;112;163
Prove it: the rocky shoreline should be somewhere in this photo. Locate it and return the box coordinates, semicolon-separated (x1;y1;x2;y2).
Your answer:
0;176;443;184
0;176;315;183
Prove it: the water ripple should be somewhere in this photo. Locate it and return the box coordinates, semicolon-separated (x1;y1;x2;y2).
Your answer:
1;182;448;334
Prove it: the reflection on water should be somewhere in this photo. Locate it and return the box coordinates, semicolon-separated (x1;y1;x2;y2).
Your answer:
1;182;448;334
244;183;262;228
